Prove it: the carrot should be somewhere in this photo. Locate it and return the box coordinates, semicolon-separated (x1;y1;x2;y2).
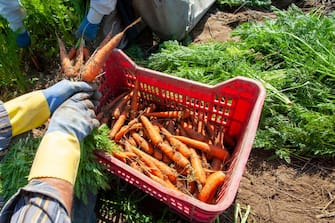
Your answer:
96;111;104;121
160;126;192;158
179;121;209;142
131;132;154;155
201;151;211;169
140;115;163;145
198;171;226;203
158;142;191;169
152;148;163;161
109;108;128;139
112;150;137;163
145;110;190;119
211;158;223;171
83;47;90;62
129;160;143;173
127;136;137;146
101;91;129;116
57;36;74;77
130;143;177;183
148;173;179;192
162;154;172;164
190;148;207;187
114;118;139;141
125;141;164;179
143;103;157;114
73;38;84;77
68;47;77;60
173;135;230;161
205;121;216;141
130;78;140;119
112;92;132;119
81;17;141;82
165;120;176;134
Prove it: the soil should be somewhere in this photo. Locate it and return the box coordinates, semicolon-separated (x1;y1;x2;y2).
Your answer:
186;1;335;222
21;1;335;222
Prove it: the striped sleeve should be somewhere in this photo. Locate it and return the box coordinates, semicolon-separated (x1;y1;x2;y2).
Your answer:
0;180;71;223
0;101;12;159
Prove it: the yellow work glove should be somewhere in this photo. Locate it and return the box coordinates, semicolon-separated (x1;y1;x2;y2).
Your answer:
28;91;100;185
3;80;96;137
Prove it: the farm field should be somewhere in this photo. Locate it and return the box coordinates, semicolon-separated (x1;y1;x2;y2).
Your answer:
1;1;335;223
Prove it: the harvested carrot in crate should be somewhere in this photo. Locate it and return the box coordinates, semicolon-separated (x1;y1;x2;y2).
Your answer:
94;49;266;223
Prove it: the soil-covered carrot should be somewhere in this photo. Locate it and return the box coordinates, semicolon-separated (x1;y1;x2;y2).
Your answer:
174;135;230;161
131;132;154;155
211;158;223;171
112;92;132;119
179;121;209;142
160;126;192;158
198;171;226;203
68;47;77;60
73;38;84;77
190;148;206;186
114;118;139;142
112;150;137;163
57;36;74;77
81;17;141;82
109;108;128;139
148;173;179;192
158;142;191;169
130;78;140;119
102;91;129;112
152;148;163;161
140;115;163;145
130;143;177;183
125;141;163;179
83;47;90;62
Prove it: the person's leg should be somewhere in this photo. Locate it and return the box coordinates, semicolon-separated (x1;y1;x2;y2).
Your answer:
116;0;140;42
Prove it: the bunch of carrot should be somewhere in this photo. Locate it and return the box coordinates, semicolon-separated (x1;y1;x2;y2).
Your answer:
57;17;142;82
97;80;234;204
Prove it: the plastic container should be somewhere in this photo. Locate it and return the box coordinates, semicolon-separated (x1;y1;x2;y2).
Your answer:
95;49;266;222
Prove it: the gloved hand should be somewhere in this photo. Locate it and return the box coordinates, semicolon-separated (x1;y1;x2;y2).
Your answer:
75;16;99;41
29;92;100;185
47;91;100;141
42;80;98;113
16;30;31;48
3;80;98;137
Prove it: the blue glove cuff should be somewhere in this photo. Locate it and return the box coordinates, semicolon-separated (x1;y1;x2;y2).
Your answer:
76;17;99;41
42;80;97;114
16;31;31;48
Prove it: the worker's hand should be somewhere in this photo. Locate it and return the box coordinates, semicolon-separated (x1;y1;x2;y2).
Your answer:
16;30;31;48
47;91;100;141
3;80;100;138
42;80;98;113
28;92;100;185
75;16;99;41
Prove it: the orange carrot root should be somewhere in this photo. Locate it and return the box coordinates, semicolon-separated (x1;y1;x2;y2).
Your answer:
81;17;141;82
57;36;75;77
198;171;226;203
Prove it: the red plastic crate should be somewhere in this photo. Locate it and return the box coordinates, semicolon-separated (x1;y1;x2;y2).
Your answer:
95;49;266;222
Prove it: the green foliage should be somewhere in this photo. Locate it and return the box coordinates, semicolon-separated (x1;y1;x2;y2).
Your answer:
0;18;27;93
0;0;86;94
21;0;85;57
216;0;271;8
96;176;191;223
145;5;335;161
0;125;113;204
0;135;39;201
